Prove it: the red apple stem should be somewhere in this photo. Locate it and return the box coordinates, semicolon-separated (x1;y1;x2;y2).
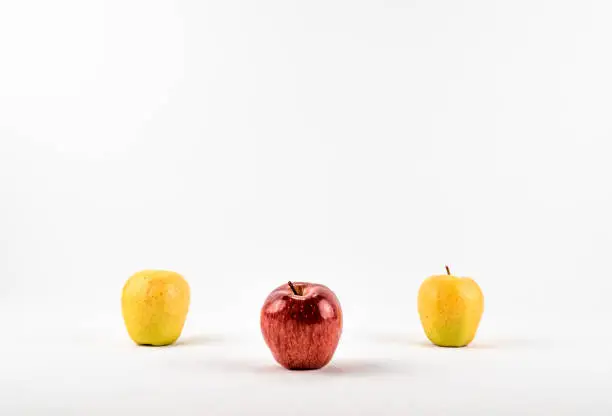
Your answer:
288;281;299;295
445;265;451;275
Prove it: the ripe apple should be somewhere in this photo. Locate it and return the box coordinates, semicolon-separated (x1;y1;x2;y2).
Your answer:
418;266;484;347
122;270;190;346
260;281;342;370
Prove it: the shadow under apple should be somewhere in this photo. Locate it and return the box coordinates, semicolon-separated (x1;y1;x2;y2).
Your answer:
127;333;227;348
172;333;228;347
198;358;407;377
361;333;552;350
320;359;406;376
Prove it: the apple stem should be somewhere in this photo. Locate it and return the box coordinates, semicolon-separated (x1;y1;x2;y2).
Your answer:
288;281;298;295
445;265;451;275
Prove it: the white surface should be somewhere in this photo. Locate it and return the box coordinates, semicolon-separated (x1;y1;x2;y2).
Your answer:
1;0;612;414
1;322;610;415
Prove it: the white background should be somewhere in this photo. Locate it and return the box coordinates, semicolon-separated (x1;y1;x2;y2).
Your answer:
1;0;611;414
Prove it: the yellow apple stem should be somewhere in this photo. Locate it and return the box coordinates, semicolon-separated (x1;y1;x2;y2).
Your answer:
445;265;451;275
288;281;299;295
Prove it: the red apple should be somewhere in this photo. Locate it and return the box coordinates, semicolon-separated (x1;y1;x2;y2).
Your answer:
260;281;343;370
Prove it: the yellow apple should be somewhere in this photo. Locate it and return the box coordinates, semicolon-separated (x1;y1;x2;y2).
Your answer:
121;270;190;346
418;266;484;347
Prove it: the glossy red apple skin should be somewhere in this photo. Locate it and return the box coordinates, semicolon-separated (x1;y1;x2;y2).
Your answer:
260;282;342;370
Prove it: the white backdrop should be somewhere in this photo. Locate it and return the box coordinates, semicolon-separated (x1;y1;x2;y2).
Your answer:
1;1;611;414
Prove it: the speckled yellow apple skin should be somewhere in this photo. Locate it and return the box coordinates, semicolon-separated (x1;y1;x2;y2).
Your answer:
121;270;190;346
418;274;484;347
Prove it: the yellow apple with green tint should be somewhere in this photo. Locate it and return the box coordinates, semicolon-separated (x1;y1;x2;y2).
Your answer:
418;266;484;347
122;270;190;346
